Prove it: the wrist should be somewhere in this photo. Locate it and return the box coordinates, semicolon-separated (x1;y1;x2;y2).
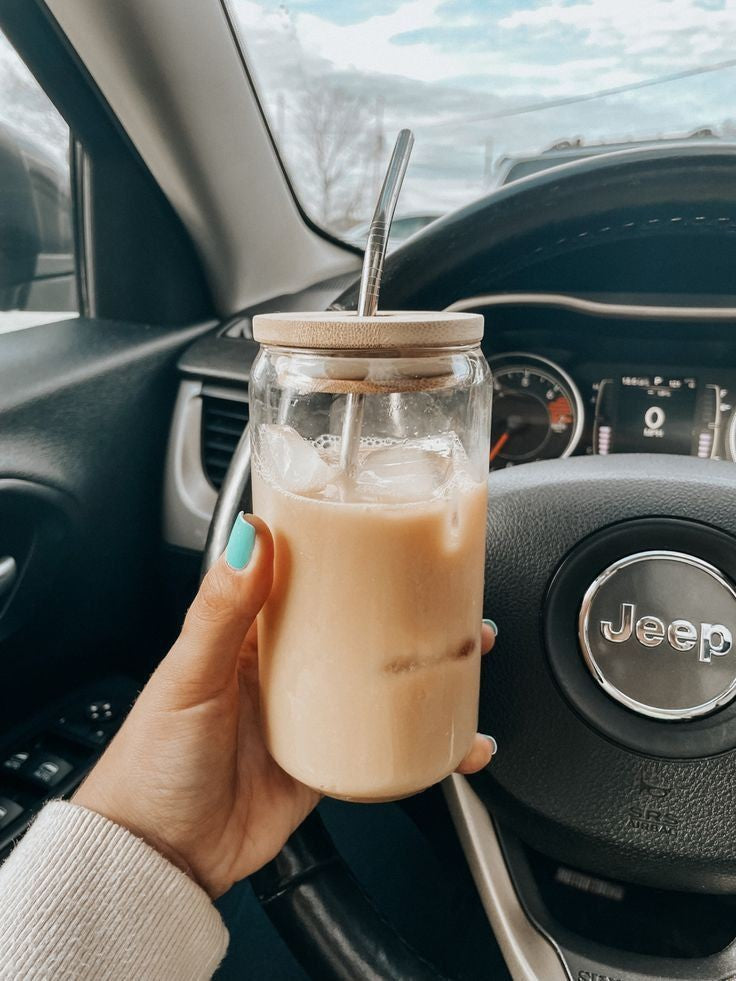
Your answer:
71;785;201;892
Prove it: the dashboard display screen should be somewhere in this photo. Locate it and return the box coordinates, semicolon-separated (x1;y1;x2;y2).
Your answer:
595;376;702;456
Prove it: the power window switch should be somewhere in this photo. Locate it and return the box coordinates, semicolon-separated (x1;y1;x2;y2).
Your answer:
2;751;30;774
0;796;23;830
78;724;111;747
53;717;113;749
25;753;73;790
86;701;116;723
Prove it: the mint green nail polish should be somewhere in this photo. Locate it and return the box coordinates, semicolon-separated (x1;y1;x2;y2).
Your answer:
483;618;498;637
226;513;256;570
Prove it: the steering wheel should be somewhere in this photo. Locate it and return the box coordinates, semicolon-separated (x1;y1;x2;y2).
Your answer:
203;146;736;980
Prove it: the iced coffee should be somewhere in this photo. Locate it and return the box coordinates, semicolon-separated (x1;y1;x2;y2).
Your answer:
250;310;491;801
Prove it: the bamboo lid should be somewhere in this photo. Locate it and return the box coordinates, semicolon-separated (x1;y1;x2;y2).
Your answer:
252;310;484;350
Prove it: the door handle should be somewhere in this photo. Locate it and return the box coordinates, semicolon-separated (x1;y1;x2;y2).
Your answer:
0;556;17;600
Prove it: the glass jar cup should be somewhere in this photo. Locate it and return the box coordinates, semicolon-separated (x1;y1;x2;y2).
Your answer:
249;311;492;801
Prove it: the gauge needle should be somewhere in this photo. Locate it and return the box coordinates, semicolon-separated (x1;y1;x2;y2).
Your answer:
489;431;509;462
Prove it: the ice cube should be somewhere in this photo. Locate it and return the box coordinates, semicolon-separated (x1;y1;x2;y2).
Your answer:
355;441;453;503
259;425;337;495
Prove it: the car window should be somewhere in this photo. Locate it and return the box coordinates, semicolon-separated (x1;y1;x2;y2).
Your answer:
0;27;77;335
231;0;736;243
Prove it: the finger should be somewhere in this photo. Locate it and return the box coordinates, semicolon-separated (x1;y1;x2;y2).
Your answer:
481;618;497;656
238;618;260;685
242;617;258;657
164;514;274;697
455;734;497;774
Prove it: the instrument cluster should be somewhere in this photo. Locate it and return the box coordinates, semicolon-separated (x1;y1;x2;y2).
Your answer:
488;352;735;471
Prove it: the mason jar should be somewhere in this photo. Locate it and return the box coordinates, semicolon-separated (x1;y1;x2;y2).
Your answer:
249;311;491;801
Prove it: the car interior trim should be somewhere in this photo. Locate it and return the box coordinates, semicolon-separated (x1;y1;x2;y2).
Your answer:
446;291;736;320
73;144;95;318
0;679;138;862
495;820;736;981
443;774;570;981
215;0;363;262
0;0;215;325
163;380;221;553
42;0;359;315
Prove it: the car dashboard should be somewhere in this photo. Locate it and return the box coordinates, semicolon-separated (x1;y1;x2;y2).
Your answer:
463;293;736;471
165;290;736;553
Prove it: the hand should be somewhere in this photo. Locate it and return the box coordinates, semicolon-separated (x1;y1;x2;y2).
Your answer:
74;515;497;898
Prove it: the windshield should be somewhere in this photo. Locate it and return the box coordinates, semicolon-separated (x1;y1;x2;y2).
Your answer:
231;1;736;244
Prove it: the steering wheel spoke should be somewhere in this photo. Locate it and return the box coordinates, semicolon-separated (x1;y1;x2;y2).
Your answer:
447;774;736;981
444;775;568;980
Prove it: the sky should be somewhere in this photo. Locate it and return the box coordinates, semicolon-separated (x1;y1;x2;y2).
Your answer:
1;2;734;238
0;33;68;168
233;0;736;230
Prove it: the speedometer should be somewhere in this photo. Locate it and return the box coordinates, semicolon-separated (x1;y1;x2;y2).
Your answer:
488;353;584;471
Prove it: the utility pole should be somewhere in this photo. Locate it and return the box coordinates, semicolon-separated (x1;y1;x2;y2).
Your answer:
372;95;385;199
276;92;285;140
483;136;494;186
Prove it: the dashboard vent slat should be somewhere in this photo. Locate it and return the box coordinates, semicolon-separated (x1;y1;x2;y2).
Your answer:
201;394;249;490
206;420;246;439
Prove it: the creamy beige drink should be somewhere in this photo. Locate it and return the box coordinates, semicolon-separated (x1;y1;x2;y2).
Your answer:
253;425;488;802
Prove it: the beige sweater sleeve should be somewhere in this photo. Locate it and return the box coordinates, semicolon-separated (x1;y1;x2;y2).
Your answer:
0;801;229;980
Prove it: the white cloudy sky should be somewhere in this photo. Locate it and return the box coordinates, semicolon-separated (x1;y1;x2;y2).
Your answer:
1;2;734;237
233;0;736;230
0;32;68;167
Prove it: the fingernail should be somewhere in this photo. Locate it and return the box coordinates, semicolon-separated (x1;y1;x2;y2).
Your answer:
480;734;498;757
483;618;498;637
225;512;256;570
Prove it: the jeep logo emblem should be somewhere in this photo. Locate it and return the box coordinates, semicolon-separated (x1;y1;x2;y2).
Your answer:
579;551;736;720
600;602;732;663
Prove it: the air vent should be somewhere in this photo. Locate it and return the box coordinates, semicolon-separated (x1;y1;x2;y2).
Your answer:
201;394;249;490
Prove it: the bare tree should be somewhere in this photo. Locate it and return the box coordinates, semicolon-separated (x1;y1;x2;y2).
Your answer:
287;80;372;232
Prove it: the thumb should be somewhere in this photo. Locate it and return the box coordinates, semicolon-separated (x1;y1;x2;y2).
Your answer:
162;514;274;700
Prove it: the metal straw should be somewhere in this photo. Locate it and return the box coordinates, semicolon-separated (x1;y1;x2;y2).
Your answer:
339;128;415;476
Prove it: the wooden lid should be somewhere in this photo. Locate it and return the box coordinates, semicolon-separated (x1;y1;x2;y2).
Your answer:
252;310;484;349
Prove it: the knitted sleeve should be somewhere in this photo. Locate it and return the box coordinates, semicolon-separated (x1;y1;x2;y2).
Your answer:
0;801;229;980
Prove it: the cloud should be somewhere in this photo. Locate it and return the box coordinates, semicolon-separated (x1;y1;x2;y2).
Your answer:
216;1;736;228
0;34;68;167
498;0;736;64
260;0;409;26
